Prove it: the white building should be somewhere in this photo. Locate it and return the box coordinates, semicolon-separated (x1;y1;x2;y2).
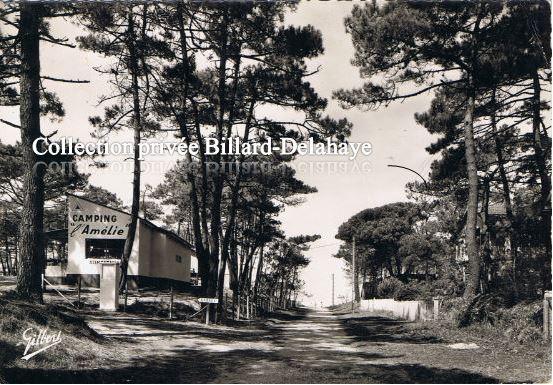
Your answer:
45;194;196;289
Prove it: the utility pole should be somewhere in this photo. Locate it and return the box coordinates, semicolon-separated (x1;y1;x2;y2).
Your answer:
352;236;356;313
331;273;335;306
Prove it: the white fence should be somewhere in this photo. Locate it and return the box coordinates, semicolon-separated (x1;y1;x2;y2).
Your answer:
359;298;440;321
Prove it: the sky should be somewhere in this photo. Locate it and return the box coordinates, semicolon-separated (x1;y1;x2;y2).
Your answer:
282;2;438;306
0;1;440;306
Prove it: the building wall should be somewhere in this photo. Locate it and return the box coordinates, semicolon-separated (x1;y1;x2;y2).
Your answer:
138;220;152;276
162;232;192;282
65;195;192;284
138;221;192;282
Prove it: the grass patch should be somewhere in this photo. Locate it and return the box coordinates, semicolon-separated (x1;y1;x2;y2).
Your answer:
125;297;198;319
0;291;116;382
404;318;551;358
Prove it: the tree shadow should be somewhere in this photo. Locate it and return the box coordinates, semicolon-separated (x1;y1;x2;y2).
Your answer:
85;315;274;345
2;308;506;383
3;347;278;383
340;315;443;344
3;347;501;383
0;340;20;365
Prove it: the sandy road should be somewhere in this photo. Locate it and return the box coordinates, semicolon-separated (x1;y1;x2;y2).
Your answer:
80;308;504;383
5;307;550;383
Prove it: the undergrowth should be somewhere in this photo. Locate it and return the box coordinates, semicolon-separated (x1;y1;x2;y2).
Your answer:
0;290;112;378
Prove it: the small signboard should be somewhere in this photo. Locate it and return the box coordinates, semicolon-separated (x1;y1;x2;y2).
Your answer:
89;259;121;265
198;297;219;304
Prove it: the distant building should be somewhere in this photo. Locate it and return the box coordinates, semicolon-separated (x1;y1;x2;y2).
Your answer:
44;194;197;289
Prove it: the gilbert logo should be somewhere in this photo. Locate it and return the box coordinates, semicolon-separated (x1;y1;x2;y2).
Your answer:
18;327;62;360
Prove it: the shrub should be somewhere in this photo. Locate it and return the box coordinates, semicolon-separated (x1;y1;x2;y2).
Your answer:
455;293;511;327
439;294;545;344
394;281;421;300
376;278;440;300
376;277;403;298
495;301;544;344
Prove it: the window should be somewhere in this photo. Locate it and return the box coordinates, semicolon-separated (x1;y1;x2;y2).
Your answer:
85;239;125;259
176;255;182;263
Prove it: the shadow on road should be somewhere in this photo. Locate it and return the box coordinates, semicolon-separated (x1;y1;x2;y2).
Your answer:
340;315;442;344
4;348;278;383
4;347;500;384
4;308;502;383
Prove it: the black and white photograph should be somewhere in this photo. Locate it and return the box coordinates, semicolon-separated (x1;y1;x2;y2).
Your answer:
0;0;551;383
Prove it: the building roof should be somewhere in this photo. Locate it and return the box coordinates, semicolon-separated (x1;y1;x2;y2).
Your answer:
44;228;68;242
66;193;195;251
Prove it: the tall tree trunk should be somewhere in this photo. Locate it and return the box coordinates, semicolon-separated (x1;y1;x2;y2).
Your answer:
481;175;492;294
531;70;551;292
239;245;258;294
463;82;480;299
491;88;517;295
5;236;12;275
353;260;360;302
217;100;255;318
14;233;18;275
174;6;210;293
1;241;6;276
5;233;12;275
120;8;141;291
253;241;265;304
216;251;227;321
16;3;45;302
206;12;230;301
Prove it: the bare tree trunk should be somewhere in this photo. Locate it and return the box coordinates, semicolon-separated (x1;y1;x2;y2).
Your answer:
5;234;12;275
481;175;492;294
491;88;517;295
14;233;18;275
174;6;210;292
216;252;227;321
217;100;255;318
16;3;45;302
1;241;6;276
531;70;552;292
206;30;229;302
253;243;264;303
120;8;141;291
354;261;360;302
463;82;480;299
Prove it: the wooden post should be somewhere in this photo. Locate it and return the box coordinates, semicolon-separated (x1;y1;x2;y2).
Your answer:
205;304;210;326
433;298;440;320
332;273;335;306
77;275;82;308
169;286;173;320
246;294;250;319
123;281;128;312
544;291;551;340
352;236;356;313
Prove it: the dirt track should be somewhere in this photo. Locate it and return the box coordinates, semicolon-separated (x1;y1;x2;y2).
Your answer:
5;307;551;383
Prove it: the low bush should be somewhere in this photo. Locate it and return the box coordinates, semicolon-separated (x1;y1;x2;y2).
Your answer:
494;301;544;343
0;293;100;341
456;293;511;326
439;294;545;344
376;278;438;301
376;277;403;298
